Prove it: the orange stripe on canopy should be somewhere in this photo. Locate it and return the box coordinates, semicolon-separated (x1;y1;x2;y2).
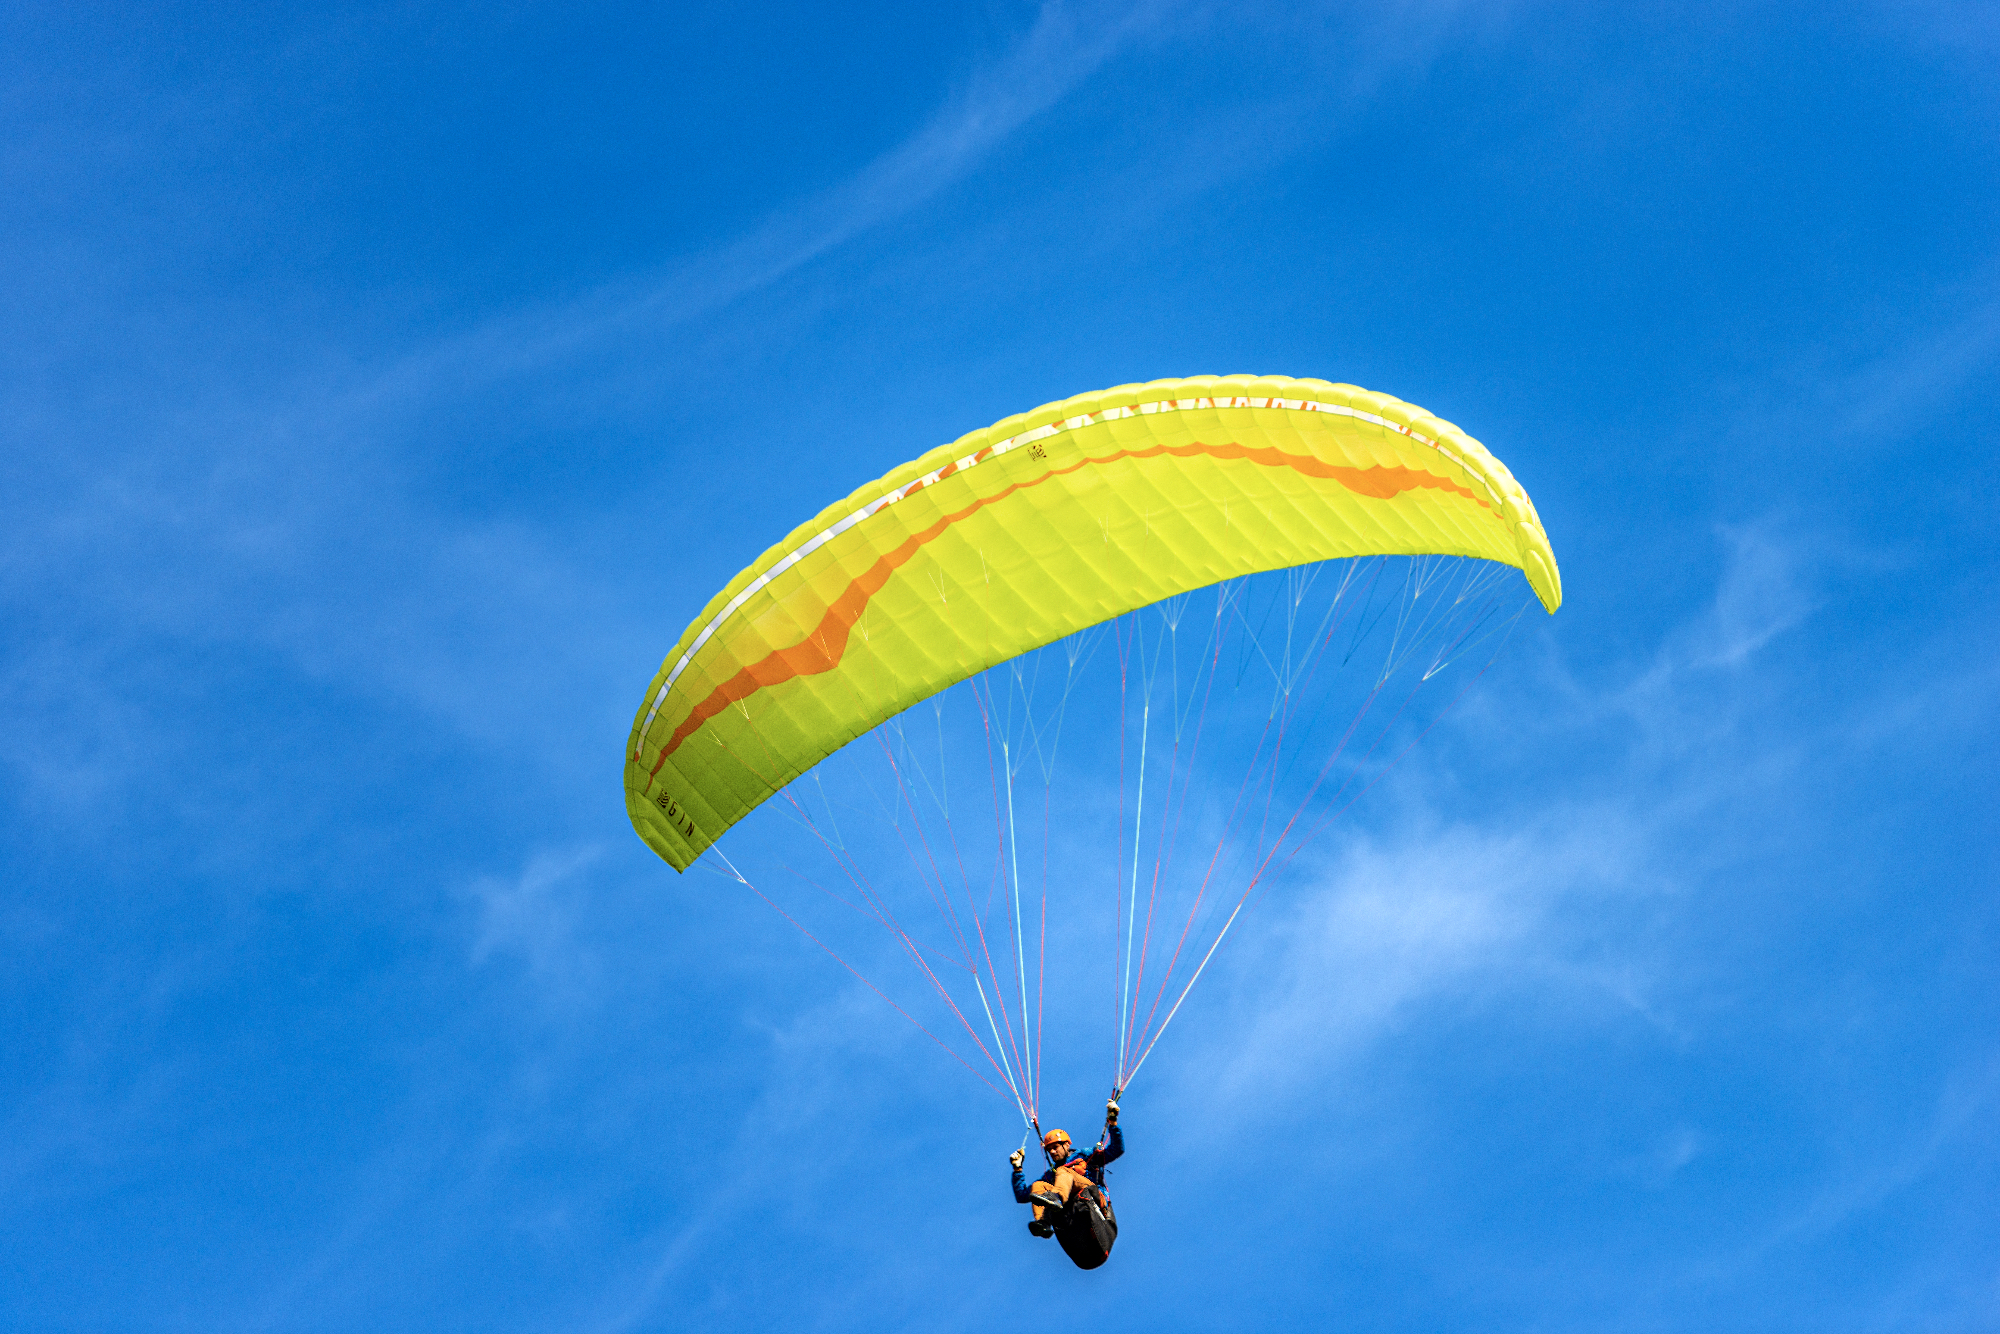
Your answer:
649;440;1484;771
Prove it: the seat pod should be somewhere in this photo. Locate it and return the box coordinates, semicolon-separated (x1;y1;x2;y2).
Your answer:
1053;1188;1118;1270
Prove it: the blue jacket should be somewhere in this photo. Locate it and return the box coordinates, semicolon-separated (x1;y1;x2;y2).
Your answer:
1013;1122;1123;1202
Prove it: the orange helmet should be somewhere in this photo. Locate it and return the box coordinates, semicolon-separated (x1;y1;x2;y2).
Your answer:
1041;1128;1071;1149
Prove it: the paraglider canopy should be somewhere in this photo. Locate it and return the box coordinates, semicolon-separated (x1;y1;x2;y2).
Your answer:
627;374;1559;874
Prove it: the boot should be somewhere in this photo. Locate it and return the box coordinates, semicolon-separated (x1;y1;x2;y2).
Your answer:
1028;1217;1054;1238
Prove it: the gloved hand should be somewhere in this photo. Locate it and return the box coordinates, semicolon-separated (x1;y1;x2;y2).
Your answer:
1010;1148;1026;1169
1106;1099;1120;1123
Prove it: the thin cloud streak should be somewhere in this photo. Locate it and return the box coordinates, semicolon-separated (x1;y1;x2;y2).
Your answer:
1839;281;2000;442
463;845;607;1003
345;0;1179;420
305;0;1516;432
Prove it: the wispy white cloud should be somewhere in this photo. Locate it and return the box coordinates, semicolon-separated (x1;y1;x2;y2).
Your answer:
1202;815;1644;1106
1679;523;1817;670
1628;1124;1705;1188
573;982;971;1333
1768;1050;2000;1250
1877;0;2000;63
1146;513;1832;1126
345;0;1182;416
287;0;1532;437
1709;271;2000;458
462;845;606;1001
1840;289;2000;441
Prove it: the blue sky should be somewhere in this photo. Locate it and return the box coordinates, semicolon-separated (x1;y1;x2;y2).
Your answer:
4;1;1997;1329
